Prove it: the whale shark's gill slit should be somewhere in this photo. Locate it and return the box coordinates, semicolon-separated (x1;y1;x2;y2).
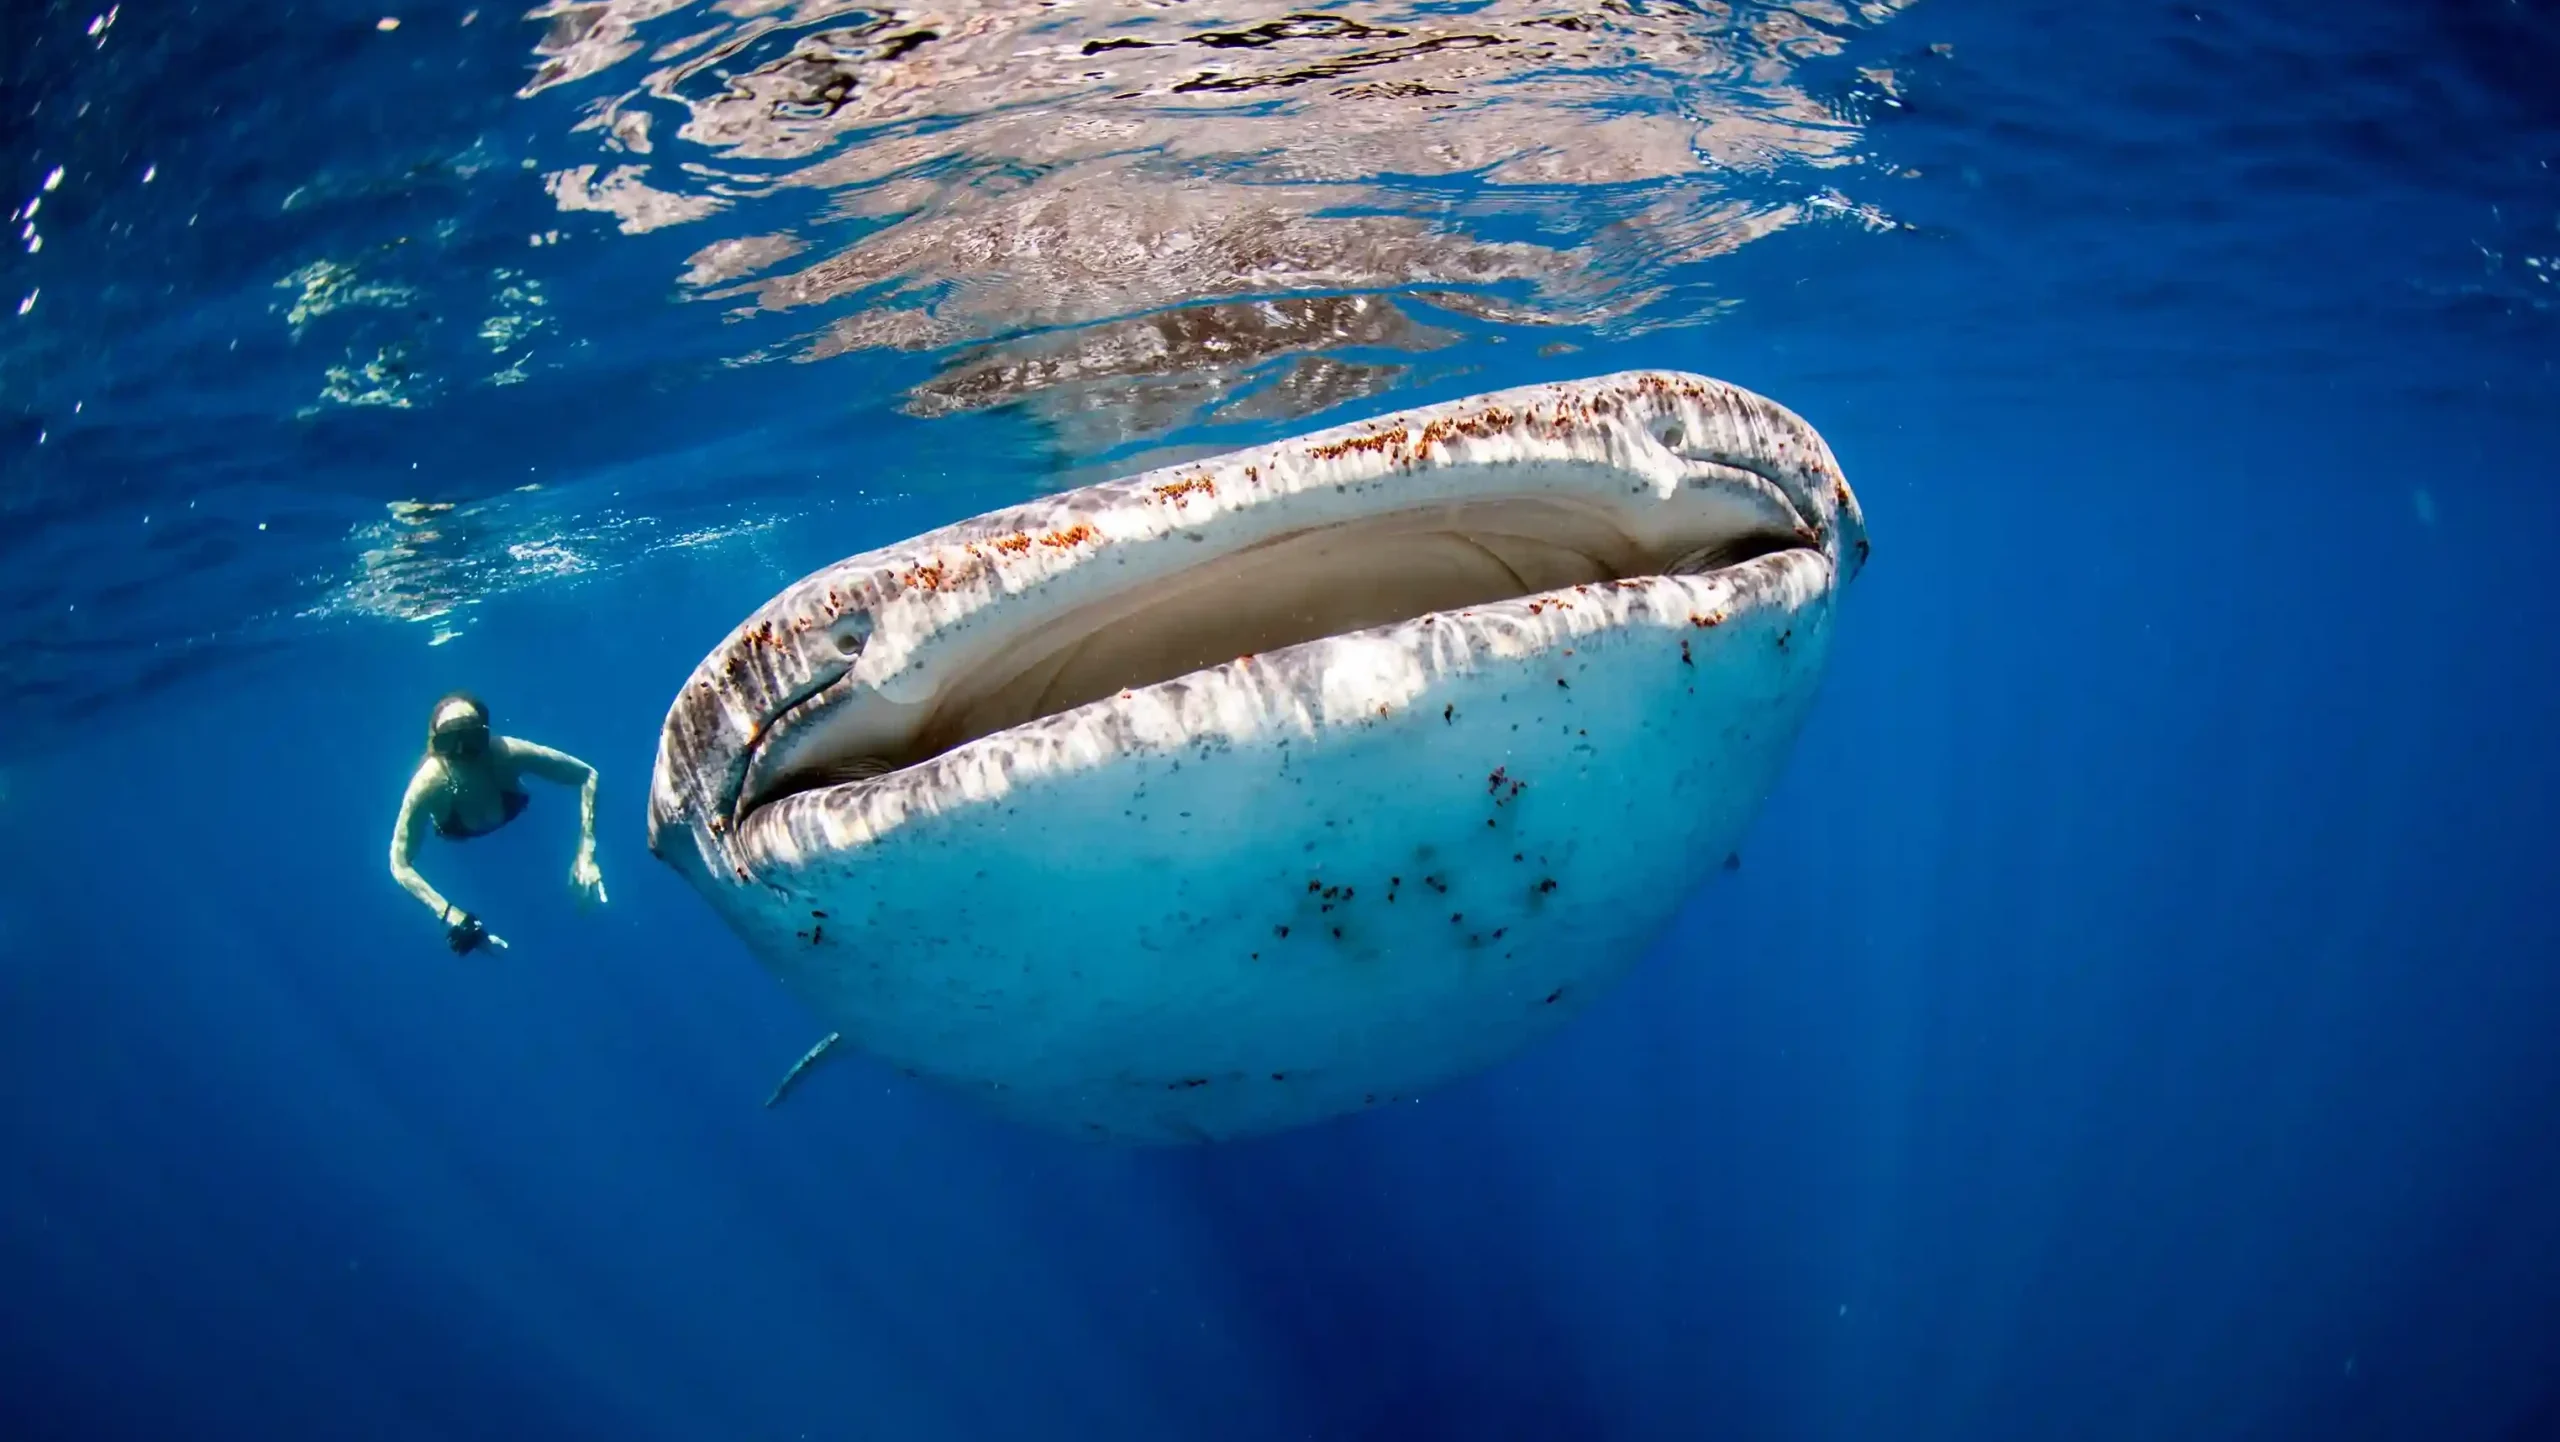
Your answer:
1024;626;1105;728
1666;529;1805;575
1449;531;1534;594
741;484;1817;817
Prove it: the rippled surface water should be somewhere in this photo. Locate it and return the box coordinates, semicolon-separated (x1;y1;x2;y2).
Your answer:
7;0;2547;740
5;3;2560;1440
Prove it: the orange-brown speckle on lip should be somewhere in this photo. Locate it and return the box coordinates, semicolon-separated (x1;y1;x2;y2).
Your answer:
1152;475;1216;505
1305;425;1409;462
1038;523;1097;549
1292;381;1743;470
1406;405;1519;460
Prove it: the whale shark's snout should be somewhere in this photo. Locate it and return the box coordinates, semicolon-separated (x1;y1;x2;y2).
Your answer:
650;370;1867;1143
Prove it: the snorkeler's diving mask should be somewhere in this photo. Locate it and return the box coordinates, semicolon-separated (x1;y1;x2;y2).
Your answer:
430;698;491;759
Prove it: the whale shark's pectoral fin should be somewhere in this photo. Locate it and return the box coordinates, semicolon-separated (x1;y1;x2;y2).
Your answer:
763;1032;844;1109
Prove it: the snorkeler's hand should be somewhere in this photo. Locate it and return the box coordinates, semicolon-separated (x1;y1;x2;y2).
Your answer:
447;913;509;955
570;853;608;908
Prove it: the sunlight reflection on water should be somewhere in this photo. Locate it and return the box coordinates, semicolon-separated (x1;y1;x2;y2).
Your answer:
519;0;1917;444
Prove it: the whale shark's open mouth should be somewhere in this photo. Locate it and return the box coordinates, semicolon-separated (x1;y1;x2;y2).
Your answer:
650;370;1868;877
740;488;1818;818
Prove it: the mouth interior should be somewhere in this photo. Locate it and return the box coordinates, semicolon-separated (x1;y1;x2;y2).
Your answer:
748;484;1812;811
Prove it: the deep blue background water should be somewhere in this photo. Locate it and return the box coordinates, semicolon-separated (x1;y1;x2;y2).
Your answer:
5;1;2559;1439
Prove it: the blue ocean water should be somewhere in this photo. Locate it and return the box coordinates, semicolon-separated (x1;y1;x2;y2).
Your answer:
4;0;2558;1437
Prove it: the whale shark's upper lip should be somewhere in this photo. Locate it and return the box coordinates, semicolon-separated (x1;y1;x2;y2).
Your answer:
648;371;1866;872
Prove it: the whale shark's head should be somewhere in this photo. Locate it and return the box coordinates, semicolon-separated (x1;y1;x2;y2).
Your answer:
650;370;1866;1142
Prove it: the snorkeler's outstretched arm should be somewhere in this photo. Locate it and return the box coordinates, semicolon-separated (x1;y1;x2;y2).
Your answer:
506;738;607;905
389;763;457;919
389;762;508;952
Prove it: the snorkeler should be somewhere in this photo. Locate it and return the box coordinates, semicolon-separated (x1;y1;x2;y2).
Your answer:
388;692;608;955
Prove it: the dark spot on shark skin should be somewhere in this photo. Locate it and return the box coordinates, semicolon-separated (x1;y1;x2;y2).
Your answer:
1536;878;1558;894
1275;924;1290;938
1544;988;1565;1005
1271;1072;1288;1081
1724;852;1742;871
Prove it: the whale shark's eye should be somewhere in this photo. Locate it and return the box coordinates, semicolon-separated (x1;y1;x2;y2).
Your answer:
828;613;873;657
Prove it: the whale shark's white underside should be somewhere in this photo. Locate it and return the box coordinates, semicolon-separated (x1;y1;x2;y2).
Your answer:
648;371;1868;1144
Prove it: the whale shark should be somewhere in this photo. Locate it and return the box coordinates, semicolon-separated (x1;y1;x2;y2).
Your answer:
648;370;1868;1144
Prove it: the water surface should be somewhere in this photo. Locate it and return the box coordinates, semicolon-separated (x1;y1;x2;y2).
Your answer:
3;2;2557;1439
